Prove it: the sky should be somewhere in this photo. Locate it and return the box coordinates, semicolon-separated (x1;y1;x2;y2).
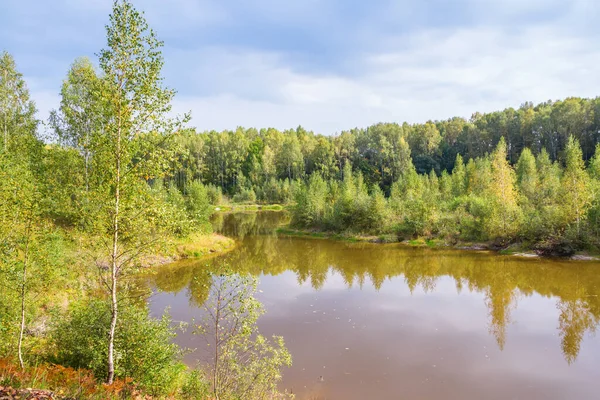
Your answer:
1;0;599;135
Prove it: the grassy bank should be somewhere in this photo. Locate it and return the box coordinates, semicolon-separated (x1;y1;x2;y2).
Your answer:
213;203;286;212
138;232;237;269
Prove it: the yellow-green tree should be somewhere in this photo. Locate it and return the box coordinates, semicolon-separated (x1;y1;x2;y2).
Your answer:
559;136;592;235
515;148;538;205
486;137;521;240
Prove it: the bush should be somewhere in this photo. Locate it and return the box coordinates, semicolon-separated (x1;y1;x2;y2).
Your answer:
186;180;212;227
232;187;257;204
179;369;211;399
49;299;184;397
206;184;224;205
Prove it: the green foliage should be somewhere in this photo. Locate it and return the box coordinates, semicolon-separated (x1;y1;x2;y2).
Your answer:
232;187;257;204
485;138;521;241
289;134;600;251
49;299;184;396
451;154;467;197
515;148;538;204
559;137;592;236
206;183;224;205
179;369;211;399
196;273;292;400
4;0;600;393
0;51;38;153
186;180;212;226
146;98;600;202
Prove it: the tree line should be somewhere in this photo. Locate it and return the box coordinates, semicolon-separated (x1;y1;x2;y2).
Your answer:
163;97;600;204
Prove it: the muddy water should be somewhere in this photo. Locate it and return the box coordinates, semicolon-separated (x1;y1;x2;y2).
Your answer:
149;212;600;400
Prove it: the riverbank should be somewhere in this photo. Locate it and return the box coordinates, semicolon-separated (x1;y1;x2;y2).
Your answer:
276;228;600;261
138;232;237;268
213;203;285;212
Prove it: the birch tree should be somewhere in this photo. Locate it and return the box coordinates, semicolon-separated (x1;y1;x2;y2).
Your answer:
91;0;187;384
49;57;104;193
560;136;592;234
0;52;37;152
487;137;521;240
196;273;292;400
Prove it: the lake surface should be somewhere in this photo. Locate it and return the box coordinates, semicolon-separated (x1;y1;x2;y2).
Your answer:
149;212;600;400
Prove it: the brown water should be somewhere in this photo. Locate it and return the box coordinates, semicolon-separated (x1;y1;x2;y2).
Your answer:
149;212;600;400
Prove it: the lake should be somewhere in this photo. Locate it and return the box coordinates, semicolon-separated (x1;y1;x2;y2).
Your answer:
149;211;600;400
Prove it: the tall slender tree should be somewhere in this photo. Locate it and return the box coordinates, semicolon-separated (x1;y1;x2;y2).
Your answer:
515;148;538;205
92;0;187;383
49;57;104;193
0;52;37;152
559;136;591;235
487;137;521;239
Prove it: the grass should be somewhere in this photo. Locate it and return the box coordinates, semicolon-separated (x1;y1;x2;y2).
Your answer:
276;228;393;243
213;203;285;212
276;228;329;239
173;232;236;258
137;232;237;270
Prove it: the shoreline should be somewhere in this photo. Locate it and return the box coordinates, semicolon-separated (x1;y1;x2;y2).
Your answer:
137;232;237;270
276;227;600;261
213;204;286;212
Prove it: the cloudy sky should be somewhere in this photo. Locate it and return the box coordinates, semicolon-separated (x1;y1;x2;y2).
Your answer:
1;0;599;134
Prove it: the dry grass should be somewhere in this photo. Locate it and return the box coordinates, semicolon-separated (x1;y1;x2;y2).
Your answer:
0;358;147;399
174;233;236;259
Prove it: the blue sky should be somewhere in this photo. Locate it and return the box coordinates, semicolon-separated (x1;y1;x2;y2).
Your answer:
1;0;599;134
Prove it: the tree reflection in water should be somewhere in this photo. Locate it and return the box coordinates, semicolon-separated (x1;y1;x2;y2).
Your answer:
148;211;600;364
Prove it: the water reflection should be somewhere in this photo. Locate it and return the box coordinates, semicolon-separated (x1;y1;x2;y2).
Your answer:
148;212;600;399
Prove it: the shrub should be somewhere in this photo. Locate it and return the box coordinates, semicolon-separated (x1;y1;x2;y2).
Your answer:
232;187;257;204
179;369;211;399
48;299;184;397
186;180;213;227
206;183;224;205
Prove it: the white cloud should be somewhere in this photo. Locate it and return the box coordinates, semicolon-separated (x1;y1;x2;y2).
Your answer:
20;0;600;134
163;22;600;134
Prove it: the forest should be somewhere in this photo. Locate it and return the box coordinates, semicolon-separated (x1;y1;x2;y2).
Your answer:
1;0;600;398
166;98;600;253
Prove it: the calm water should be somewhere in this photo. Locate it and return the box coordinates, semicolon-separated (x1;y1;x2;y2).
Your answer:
149;212;600;400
